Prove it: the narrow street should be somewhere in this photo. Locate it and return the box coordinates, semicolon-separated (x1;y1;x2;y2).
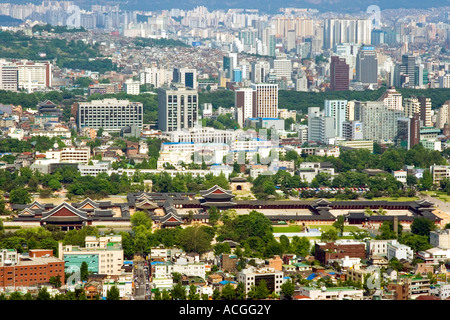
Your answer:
133;261;149;300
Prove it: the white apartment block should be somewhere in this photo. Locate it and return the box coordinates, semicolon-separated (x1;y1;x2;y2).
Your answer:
140;66;172;88
417;247;450;264
430;229;450;249
102;275;133;299
123;79;140;95
378;87;403;111
272;58;292;80
30;126;71;139
238;267;284;295
387;242;414;261
45;147;91;165
430;165;450;184
79;161;112;176
250;83;278;118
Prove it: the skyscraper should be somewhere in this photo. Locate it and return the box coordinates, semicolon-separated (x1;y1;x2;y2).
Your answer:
250;83;278;118
355;46;378;86
330;56;349;91
158;84;198;132
324;100;348;138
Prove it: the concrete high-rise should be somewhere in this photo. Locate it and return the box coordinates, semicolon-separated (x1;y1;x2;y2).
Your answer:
250;83;278;118
330;56;349;91
235;87;254;128
324;100;348;138
158;84;198;132
173;67;197;90
355;46;378;86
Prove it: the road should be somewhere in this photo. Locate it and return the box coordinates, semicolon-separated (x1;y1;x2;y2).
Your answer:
133;261;150;300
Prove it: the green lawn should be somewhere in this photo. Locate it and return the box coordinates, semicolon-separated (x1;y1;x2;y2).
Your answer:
423;191;450;202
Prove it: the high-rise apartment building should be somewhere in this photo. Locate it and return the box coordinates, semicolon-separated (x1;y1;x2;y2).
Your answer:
140;66;172;88
403;97;421;119
330;56;350;91
355;46;378;86
418;96;432;127
436;101;450;129
355;101;403;142
324;100;348;138
378;87;403;111
323;18;372;50
158;84;198;132
75;98;143;132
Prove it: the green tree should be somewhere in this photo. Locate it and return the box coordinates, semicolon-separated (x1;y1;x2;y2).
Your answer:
80;261;89;281
320;228;338;242
411;217;436;238
177;226;214;254
188;284;200;300
130;211;153;230
220;283;236;300
280;279;295;300
333;216;345;236
9;188;32;204
255;279;270;299
106;286;120;300
49;275;62;288
171;282;187;300
36;286;51;300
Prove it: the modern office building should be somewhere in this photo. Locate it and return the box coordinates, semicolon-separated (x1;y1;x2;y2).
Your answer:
59;235;124;276
330;56;349;91
355;46;378;86
251;60;270;83
139;66;172;88
0;63;18;92
250;83;278;118
235;87;254;128
237;266;284;295
15;60;52;93
396;113;420;150
158;84;198;132
75;98;143;133
173;67;198;89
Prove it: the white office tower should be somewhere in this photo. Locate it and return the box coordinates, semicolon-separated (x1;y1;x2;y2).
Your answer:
439;74;450;88
123;78;140;95
307;107;335;144
324;100;348;138
251;61;270;83
378;87;403;111
16;60;52;93
140;67;172;88
296;74;308;92
0;63;18;92
235;87;254;128
272;57;292;80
